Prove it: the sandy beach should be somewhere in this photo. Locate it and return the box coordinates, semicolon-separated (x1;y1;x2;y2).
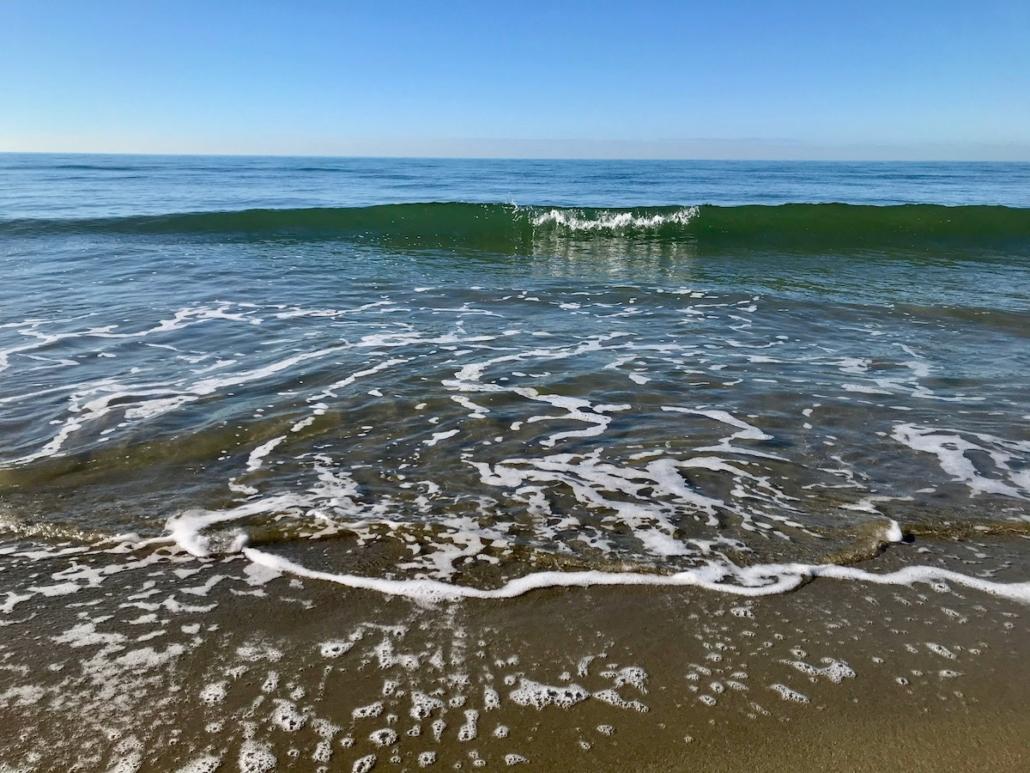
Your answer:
1;531;1026;771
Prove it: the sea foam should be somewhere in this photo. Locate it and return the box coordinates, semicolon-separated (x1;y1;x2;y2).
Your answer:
531;206;700;232
241;546;1030;604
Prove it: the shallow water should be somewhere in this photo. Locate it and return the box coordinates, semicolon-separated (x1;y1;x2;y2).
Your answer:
2;156;1029;594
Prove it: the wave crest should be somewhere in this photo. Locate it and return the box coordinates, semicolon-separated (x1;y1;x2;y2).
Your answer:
530;206;700;232
3;202;1029;256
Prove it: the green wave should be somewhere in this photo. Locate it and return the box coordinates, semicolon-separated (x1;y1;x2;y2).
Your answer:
4;202;1030;254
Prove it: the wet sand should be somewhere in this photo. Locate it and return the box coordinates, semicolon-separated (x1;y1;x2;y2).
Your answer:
0;535;1027;772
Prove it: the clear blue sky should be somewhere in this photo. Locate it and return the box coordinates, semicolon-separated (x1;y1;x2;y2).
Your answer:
2;0;1028;159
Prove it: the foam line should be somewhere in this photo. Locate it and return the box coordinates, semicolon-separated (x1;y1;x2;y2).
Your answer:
241;548;1030;604
245;436;285;472
531;206;700;232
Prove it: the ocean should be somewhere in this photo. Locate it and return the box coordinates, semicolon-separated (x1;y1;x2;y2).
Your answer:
1;155;1029;771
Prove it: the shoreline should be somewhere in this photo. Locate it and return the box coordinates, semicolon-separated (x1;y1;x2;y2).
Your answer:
1;533;1027;771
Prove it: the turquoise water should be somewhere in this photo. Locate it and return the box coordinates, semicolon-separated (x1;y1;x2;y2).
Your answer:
1;155;1028;585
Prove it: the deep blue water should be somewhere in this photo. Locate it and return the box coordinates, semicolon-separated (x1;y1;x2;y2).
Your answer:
3;155;1030;218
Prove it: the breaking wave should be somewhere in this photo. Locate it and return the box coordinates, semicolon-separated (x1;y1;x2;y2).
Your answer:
4;202;1030;255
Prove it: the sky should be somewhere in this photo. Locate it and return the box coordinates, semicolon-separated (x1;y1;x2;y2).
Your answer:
1;0;1029;160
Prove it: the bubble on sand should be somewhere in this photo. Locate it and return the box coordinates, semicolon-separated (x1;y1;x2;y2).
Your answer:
352;702;384;720
199;681;228;705
238;740;276;773
769;684;809;703
592;689;648;712
483;686;500;710
925;643;957;659
509;679;588;709
783;658;855;684
457;709;479;742
320;639;355;658
431;719;447;742
418;751;437;767
600;665;648;693
369;728;397;747
271;700;306;732
313;740;333;764
107;736;144;773
410;691;444;720
177;755;222;773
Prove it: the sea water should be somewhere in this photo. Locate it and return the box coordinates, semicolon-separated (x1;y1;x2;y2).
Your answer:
2;155;1028;592
1;155;1029;768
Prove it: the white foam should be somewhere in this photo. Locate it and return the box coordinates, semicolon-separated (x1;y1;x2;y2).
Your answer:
313;740;333;764
238;741;276;773
891;424;1029;499
457;709;479;741
245;436;285;472
261;672;279;692
663;407;772;441
410;692;444;720
310;357;409;400
106;736;144;773
662;405;786;461
352;701;384;720
469;448;744;557
769;684;809;703
424;429;459;447
319;639;355;658
3;337;353;467
162;457;370;557
531;207;699;232
783;658;855;684
430;718;446;742
198;681;228;705
369;728;398;747
483;686;500;710
242;547;1030;604
925;642;957;659
508;679;588;709
592;689;648;712
601;666;648;693
176;755;222;773
271;700;307;731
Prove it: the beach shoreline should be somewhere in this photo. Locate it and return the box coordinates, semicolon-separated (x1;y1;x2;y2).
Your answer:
1;533;1027;771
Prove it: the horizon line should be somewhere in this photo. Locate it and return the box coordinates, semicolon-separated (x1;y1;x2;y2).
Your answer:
3;150;1030;164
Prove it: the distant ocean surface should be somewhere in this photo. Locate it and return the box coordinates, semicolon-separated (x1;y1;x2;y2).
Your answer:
5;155;1030;217
1;154;1029;596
